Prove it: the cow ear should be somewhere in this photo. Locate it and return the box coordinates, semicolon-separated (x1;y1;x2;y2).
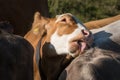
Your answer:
56;15;60;18
33;12;42;24
32;12;48;35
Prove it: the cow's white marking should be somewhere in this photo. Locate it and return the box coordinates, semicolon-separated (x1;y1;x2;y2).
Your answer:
50;28;82;55
50;26;84;55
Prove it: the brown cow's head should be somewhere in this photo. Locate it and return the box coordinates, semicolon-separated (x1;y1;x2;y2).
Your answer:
28;12;93;58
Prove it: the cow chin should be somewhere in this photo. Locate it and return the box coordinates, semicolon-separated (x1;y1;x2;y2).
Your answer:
68;41;87;57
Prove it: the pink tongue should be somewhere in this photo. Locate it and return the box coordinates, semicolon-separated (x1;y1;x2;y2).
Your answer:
79;42;86;53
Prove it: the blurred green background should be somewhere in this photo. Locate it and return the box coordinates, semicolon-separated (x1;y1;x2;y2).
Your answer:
48;0;120;22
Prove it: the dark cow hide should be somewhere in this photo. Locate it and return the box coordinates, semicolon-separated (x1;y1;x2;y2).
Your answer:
0;24;34;80
0;21;14;33
58;20;120;80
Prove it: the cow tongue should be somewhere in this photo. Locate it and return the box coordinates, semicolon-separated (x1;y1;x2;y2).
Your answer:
79;42;87;53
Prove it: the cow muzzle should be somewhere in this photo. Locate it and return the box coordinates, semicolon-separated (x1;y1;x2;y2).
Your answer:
68;29;93;57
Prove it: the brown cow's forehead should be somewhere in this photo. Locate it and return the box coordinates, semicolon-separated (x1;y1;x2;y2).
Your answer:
56;22;77;36
56;13;76;24
46;14;78;36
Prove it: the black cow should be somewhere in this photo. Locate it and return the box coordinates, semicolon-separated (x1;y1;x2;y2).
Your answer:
58;20;120;80
0;22;34;80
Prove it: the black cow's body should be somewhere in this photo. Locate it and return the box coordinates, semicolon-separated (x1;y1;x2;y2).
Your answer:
59;20;120;80
0;26;34;80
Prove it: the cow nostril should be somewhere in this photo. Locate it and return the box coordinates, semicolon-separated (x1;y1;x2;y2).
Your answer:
81;29;89;36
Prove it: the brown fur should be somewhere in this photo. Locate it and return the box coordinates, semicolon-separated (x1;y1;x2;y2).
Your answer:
84;15;120;29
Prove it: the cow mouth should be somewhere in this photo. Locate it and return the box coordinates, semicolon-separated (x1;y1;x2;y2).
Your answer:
68;39;87;55
68;30;92;57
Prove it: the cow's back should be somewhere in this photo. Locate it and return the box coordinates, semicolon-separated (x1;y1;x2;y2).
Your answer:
59;47;120;80
91;20;120;52
0;30;34;80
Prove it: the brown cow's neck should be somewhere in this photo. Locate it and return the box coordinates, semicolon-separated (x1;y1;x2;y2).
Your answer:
24;31;41;49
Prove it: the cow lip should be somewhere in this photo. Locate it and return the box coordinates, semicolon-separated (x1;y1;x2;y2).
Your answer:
69;39;87;54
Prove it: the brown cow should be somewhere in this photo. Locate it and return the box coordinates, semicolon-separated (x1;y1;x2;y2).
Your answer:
0;0;49;36
24;12;93;80
0;22;34;80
